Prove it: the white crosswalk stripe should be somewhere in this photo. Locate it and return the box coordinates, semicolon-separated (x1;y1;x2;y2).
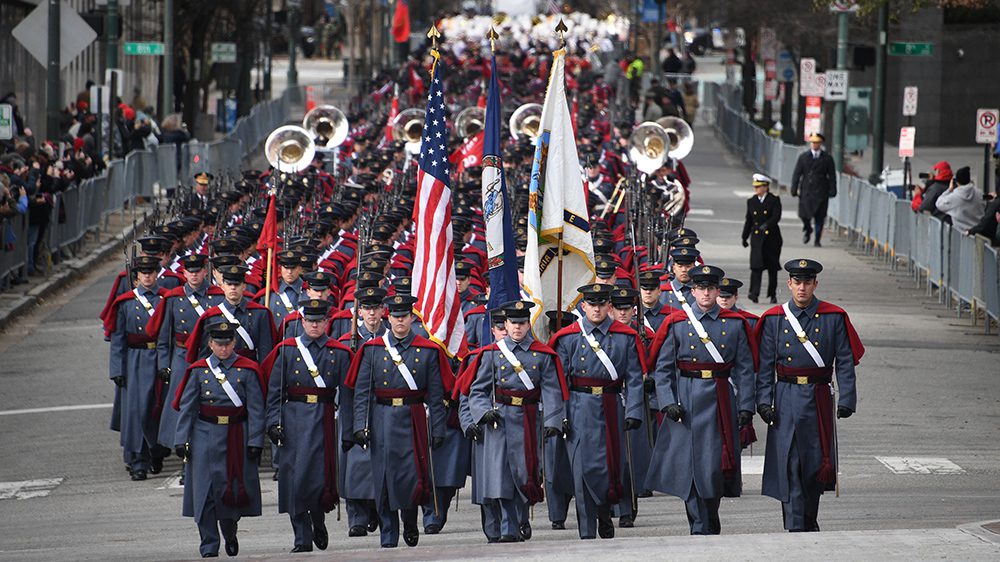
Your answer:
875;457;965;475
0;478;63;500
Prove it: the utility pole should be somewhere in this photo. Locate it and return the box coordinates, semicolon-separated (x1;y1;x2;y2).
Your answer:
287;0;300;92
869;2;889;184
46;0;61;140
831;10;849;172
162;0;175;116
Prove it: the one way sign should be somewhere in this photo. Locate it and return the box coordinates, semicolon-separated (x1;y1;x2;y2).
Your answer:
824;70;849;101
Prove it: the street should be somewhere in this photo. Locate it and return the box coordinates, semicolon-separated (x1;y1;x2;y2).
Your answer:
0;120;998;561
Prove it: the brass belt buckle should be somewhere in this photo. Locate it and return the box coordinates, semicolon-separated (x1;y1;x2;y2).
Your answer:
796;376;808;384
146;342;156;349
590;343;601;352
306;395;318;404
391;397;404;406
513;364;524;373
217;415;229;425
700;370;713;378
511;396;524;406
591;386;602;395
309;368;320;378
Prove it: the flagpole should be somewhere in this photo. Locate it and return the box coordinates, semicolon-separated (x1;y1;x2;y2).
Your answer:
554;19;569;328
264;246;273;309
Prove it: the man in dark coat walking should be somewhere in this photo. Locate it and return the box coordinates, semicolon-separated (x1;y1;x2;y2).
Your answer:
741;174;783;303
790;133;837;246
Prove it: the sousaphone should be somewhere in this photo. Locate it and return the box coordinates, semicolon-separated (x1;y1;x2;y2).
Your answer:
303;105;349;149
509;103;543;141
264;125;316;173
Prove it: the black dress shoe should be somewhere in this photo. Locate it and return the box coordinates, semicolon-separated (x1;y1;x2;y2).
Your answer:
290;545;312;553
150;457;163;475
519;522;532;541
638;491;653;498
313;522;328;550
498;534;518;543
769;296;778;304
381;543;398;548
803;231;811;244
551;520;566;530
201;553;218;558
814;239;822;247
272;469;279;481
403;526;419;547
179;473;185;486
598;516;615;539
619;515;634;528
224;535;238;557
125;464;133;475
348;525;367;537
487;536;500;543
424;523;441;535
131;470;147;481
748;294;759;303
367;518;379;532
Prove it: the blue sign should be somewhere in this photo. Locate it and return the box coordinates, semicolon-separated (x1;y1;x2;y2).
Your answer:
642;0;664;24
777;50;796;82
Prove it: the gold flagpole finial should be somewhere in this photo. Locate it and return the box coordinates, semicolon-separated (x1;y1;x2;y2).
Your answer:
487;26;499;53
427;25;441;49
555;18;568;47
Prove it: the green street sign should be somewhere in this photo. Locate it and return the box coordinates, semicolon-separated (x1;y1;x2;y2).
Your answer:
124;42;165;56
889;42;933;57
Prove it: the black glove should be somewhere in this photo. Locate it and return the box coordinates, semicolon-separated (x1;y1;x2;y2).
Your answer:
341;439;354;453
757;404;776;425
247;446;262;462
267;425;284;445
642;377;655;393
353;430;369;447
157;368;171;382
543;426;562;438
738;410;754;427
481;409;501;427
662;403;685;422
837;406;853;419
742;239;749;248
112;376;126;388
431;437;444;450
465;424;483;441
624;417;642;431
174;444;187;461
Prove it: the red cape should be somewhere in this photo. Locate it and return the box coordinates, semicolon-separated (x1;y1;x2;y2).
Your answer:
99;269;184;327
102;287;169;336
454;340;569;399
343;334;455;392
171;355;265;411
547;319;649;375
145;285;224;338
184;301;277;364
647;307;759;371
755;301;865;366
259;337;354;386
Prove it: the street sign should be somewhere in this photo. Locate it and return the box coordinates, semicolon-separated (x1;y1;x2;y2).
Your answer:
11;1;97;70
902;86;918;117
211;42;237;63
898;127;916;158
804;96;823;142
829;0;860;12
799;58;826;97
764;79;778;101
889;42;933;57
105;69;124;97
824;70;849;101
759;27;777;61
0;104;12;140
124;42;165;56
976;109;999;144
777;51;796;82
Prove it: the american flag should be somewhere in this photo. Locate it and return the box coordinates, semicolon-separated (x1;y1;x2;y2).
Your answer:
411;53;465;357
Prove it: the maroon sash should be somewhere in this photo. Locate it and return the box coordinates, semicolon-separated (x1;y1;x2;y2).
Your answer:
374;389;430;505
287;386;339;511
778;364;837;486
200;404;249;507
496;387;544;504
573;376;624;504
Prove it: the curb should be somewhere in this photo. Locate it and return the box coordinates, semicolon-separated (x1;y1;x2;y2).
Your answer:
957;520;1000;545
0;220;144;332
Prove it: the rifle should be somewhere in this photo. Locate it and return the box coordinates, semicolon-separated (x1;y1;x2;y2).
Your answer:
626;175;655;450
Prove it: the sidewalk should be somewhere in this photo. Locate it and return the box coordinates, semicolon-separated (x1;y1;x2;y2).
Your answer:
845;142;991;186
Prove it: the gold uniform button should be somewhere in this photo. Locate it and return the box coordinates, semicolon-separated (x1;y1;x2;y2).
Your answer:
721;331;726;336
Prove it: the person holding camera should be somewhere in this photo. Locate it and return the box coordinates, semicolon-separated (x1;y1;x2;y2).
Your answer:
913;161;952;220
936;166;985;232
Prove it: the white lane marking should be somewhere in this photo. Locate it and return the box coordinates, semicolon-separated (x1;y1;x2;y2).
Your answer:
733;190;755;198
0;478;63;500
686;209;715;216
699;181;720;186
158;470;185;490
0;403;113;417
876;456;966;474
741;455;765;475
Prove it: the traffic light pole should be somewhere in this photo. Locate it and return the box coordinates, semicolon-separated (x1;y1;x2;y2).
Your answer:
831;11;848;173
869;3;888;184
46;0;61;140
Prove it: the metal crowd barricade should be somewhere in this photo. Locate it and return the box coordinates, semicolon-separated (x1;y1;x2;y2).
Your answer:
893;200;913;266
983;246;1000;331
0;215;28;281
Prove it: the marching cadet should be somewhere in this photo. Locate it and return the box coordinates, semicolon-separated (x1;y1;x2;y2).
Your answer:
741;174;783;303
257;250;309;327
549;284;646;540
278;270;337;338
337;288;389;537
172;322;265;558
659;247;699;308
458;301;568;543
105;255;170;480
100;235;183;338
345;294;452;548
542;310;576;531
262;299;353;553
456;261;480;316
146;254;225;472
638;269;677;333
716;278;760;330
755;259;864;532
185;265;277;366
645;265;756;535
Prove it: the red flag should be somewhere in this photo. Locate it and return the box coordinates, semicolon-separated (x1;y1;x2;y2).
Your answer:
386;92;398;143
392;0;410;43
448;131;484;174
257;195;278;253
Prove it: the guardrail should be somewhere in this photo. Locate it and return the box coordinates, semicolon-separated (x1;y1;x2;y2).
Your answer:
1;90;293;283
714;88;1000;336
